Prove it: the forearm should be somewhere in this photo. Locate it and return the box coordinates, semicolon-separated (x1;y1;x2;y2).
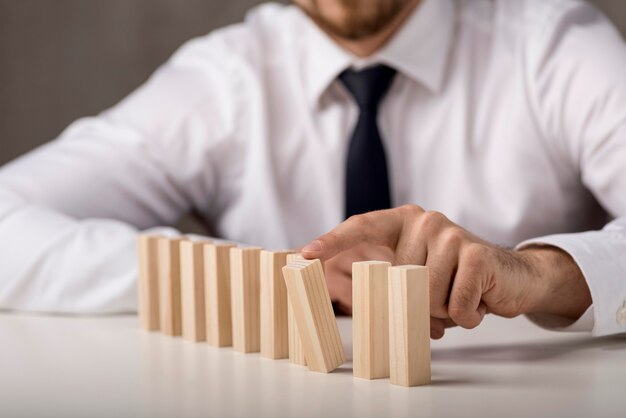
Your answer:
519;246;592;320
0;188;173;313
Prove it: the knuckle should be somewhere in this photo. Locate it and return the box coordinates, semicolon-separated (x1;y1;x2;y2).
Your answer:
440;227;465;248
448;306;479;329
398;204;424;217
462;243;490;272
447;306;471;326
419;210;447;231
347;214;370;229
448;282;480;327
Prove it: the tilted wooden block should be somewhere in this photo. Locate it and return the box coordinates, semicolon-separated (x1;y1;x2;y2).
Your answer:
287;300;307;365
352;261;391;379
388;265;431;387
286;253;306;365
137;235;160;331
204;242;236;347
157;237;184;336
180;240;209;342
282;259;345;373
260;250;293;359
230;247;262;353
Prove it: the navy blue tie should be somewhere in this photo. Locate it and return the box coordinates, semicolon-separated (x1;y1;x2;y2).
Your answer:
339;65;396;219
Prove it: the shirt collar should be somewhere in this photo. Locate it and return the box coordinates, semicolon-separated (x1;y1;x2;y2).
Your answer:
299;0;455;108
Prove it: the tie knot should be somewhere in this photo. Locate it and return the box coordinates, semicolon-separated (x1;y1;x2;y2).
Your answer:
339;65;397;112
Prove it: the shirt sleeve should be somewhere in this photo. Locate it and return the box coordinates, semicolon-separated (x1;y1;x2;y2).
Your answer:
521;1;626;336
0;34;238;313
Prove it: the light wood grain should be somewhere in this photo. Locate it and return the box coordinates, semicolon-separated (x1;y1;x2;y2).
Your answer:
352;260;391;379
180;240;208;342
282;259;345;373
286;253;307;365
204;242;236;347
230;247;262;353
137;235;160;331
260;250;293;359
157;237;184;336
388;265;431;387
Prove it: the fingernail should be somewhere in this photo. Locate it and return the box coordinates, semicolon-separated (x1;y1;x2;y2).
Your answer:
302;240;322;253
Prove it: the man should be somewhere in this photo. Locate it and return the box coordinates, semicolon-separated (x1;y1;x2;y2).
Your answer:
0;0;625;338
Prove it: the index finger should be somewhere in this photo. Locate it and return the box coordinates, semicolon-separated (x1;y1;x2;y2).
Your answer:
301;208;409;261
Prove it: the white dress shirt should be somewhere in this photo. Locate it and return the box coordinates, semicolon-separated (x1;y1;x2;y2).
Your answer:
1;0;625;336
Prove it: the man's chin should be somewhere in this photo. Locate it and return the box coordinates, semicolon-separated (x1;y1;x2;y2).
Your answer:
296;0;410;41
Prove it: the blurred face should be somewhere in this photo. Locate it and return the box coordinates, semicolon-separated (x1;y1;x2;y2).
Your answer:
294;0;414;40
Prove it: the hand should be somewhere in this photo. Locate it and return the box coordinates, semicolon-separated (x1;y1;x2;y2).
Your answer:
302;205;592;338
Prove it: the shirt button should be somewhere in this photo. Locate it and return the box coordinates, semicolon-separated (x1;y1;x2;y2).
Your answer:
617;301;626;325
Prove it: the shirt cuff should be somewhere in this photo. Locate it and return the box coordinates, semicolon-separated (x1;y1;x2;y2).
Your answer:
516;230;626;337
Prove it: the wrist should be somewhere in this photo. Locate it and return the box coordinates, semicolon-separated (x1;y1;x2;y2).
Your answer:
517;245;591;320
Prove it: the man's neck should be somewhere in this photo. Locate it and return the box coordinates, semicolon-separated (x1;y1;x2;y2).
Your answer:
326;0;422;58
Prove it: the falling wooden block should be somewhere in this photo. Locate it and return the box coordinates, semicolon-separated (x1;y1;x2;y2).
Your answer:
287;300;307;365
282;259;345;373
352;260;391;379
180;240;208;342
137;235;160;331
230;247;262;353
286;253;307;365
204;242;236;347
157;237;184;336
260;250;293;359
388;265;431;387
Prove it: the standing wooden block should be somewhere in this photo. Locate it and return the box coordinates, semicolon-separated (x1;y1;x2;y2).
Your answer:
230;247;262;353
204;242;236;347
137;235;160;331
353;261;391;379
388;265;431;387
158;237;184;336
282;259;345;373
286;253;306;365
180;240;208;342
260;250;293;359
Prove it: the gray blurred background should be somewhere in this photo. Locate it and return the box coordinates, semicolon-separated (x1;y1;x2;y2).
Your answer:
1;0;625;166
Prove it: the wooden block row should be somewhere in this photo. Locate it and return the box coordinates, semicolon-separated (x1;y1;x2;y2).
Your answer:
137;236;234;346
282;259;345;373
352;261;431;387
138;234;430;387
139;237;294;356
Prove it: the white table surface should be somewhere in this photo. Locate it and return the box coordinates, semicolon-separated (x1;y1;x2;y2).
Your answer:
0;312;624;418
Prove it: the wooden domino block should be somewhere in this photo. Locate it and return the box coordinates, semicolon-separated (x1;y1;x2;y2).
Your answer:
388;265;431;387
180;240;208;342
286;253;307;365
282;259;345;373
230;247;262;353
260;250;293;359
352;261;391;379
137;235;160;331
287;300;307;365
204;242;236;347
157;237;184;336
